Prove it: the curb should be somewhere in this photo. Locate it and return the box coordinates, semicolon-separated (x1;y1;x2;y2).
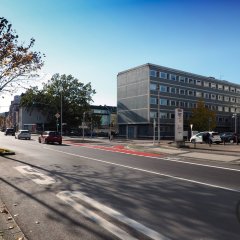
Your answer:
0;201;26;240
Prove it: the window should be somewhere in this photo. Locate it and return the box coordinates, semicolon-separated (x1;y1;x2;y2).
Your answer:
196;91;202;98
160;99;168;105
188;90;194;96
218;84;223;90
160;112;168;119
211;94;216;100
230;87;235;92
150;112;157;118
218;117;223;122
169;74;176;81
179;101;185;107
170;87;176;93
160;85;168;92
231;107;236;113
230;97;235;103
150;70;157;77
204;93;209;99
170;100;176;106
160;72;167;79
188;102;193;108
224;85;229;91
236;89;240;94
188;78;194;84
211;83;216;89
218;106;223;111
204;81;209;87
224;107;229;112
150;97;157;104
170;113;175;119
236;98;240;103
150;83;157;90
224;96;229;102
179;76;185;83
218;95;223;101
179;89;185;95
196;80;202;86
211;105;216;111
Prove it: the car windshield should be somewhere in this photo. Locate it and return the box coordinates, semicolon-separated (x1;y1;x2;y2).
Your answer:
49;132;60;136
21;130;29;133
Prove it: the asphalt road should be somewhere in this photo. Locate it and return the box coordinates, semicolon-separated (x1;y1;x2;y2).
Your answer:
0;133;240;240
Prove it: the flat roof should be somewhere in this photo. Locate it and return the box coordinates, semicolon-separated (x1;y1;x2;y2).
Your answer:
118;63;240;88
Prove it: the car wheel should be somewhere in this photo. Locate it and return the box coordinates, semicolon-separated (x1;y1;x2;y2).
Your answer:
38;138;41;143
59;141;62;145
191;139;196;144
230;139;234;144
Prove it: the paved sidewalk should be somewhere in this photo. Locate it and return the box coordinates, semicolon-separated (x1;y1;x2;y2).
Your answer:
63;136;240;163
0;198;25;240
127;140;240;162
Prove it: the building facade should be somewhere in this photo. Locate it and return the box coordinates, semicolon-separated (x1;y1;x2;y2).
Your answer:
117;63;240;139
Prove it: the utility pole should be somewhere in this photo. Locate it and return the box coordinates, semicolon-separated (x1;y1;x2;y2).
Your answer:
157;89;160;144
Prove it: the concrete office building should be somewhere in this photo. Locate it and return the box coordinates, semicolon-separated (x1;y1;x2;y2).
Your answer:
117;63;240;139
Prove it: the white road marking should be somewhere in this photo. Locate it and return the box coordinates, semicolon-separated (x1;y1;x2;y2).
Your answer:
57;191;169;240
57;192;138;240
65;143;240;172
14;166;55;185
45;148;240;193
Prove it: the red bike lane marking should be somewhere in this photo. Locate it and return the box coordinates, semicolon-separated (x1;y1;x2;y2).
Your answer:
64;141;164;157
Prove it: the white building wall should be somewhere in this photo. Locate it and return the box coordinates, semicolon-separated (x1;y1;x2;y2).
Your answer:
18;107;48;132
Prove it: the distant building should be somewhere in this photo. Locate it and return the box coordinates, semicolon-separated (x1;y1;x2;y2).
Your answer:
117;63;240;139
18;107;48;132
4;96;117;135
90;105;117;136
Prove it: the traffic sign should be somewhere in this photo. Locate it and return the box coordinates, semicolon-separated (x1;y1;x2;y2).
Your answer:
55;113;60;118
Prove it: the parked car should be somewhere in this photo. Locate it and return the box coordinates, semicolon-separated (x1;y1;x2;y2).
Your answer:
4;128;15;136
220;132;240;143
190;131;222;144
38;131;62;144
15;130;31;140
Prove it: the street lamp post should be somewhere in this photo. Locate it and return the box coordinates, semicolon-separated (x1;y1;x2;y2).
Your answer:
82;112;85;140
190;124;193;137
104;105;112;141
157;89;160;144
60;90;63;136
232;113;237;133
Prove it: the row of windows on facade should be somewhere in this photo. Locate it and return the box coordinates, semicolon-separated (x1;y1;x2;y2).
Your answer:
150;83;240;103
150;111;234;122
150;98;238;113
149;70;240;93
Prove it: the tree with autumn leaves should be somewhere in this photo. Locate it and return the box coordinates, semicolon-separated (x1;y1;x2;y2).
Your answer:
0;17;44;95
189;99;216;131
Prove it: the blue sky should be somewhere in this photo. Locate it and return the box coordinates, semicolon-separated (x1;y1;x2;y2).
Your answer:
1;0;240;112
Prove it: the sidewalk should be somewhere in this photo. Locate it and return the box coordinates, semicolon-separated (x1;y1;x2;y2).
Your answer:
63;136;240;163
0;198;25;240
127;140;240;162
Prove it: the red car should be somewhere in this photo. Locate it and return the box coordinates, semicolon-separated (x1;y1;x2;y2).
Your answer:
38;131;62;145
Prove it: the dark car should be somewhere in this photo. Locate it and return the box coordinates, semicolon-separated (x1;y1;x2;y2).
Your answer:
38;131;62;144
221;132;240;143
4;128;15;136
